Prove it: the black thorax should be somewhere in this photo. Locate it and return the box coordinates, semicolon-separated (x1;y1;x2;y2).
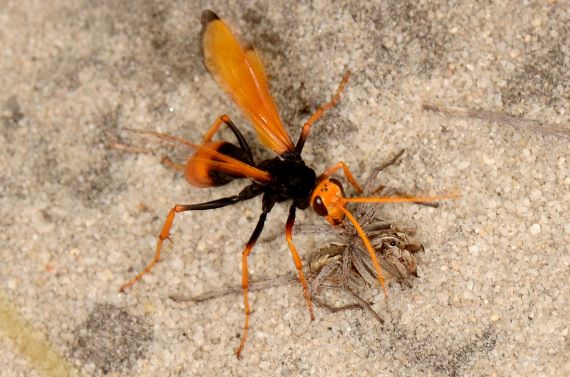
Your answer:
257;153;316;209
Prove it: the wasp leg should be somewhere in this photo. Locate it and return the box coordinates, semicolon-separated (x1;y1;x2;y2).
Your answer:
235;209;270;359
119;184;262;292
318;161;364;193
295;70;351;154
159;156;185;172
285;205;315;321
108;139;153;155
203;114;253;163
109;131;186;173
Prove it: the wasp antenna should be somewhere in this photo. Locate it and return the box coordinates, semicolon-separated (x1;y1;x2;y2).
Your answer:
123;128;272;183
339;206;388;299
342;192;460;205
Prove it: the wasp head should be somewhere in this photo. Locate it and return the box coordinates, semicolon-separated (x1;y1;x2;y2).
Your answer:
310;178;346;225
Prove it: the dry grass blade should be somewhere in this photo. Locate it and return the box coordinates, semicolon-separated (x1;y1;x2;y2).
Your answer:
423;103;570;139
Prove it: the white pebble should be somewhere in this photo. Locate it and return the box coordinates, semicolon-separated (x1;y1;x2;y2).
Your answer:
529;189;542;201
457;160;471;170
468;244;480;255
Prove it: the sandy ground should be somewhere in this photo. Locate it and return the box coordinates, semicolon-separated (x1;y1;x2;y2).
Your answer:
1;1;569;376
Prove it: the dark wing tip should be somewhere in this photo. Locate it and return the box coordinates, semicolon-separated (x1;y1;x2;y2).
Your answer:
199;10;221;63
201;10;220;27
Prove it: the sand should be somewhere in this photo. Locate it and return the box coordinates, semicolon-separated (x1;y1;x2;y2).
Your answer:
1;1;568;376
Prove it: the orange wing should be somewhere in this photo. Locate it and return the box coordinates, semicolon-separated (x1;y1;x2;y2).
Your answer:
200;10;295;155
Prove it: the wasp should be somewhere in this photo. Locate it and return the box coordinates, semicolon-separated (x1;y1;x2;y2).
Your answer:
120;10;454;357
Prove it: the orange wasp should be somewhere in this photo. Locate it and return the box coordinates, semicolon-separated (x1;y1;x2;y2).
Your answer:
120;10;455;357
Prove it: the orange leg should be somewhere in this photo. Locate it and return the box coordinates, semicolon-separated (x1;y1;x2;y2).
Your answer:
319;161;364;193
160;156;185;172
108;141;153;155
285;206;315;321
109;132;186;173
120;186;262;292
236;212;268;359
119;205;181;292
295;70;352;153
203;114;253;159
202;114;233;142
125;114;250;155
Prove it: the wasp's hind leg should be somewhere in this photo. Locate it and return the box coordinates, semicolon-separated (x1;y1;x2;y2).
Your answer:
185;115;256;188
159;156;185;172
235;211;268;359
236;196;276;359
203;114;253;164
119;184;263;292
108;131;187;173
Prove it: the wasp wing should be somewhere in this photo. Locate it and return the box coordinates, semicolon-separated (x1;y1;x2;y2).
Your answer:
186;141;272;187
200;10;295;155
125;128;272;186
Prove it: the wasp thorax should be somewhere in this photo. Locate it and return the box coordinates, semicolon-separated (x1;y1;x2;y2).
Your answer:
310;178;345;225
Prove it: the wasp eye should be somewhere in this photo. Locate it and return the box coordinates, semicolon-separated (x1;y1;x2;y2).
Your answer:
312;195;328;216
